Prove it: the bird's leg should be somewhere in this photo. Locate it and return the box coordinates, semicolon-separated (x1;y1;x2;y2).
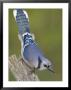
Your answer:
31;67;36;74
28;67;35;74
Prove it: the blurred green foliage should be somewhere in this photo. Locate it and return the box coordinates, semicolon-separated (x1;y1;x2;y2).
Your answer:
9;9;62;81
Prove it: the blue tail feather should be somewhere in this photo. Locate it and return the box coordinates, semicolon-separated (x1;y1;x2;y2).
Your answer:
15;9;30;35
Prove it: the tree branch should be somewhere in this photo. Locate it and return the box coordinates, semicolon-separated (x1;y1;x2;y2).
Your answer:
9;55;39;81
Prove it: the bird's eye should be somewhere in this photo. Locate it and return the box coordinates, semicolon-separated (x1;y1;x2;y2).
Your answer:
44;64;47;67
44;64;50;68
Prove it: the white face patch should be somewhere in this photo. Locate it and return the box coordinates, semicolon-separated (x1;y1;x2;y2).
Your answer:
39;63;47;70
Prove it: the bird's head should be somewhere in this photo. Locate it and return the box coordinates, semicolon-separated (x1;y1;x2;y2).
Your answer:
39;57;54;73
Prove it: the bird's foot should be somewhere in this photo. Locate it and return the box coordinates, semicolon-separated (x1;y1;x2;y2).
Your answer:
28;68;36;80
28;68;36;75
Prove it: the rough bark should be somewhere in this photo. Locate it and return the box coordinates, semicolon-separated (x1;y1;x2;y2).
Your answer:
9;55;39;81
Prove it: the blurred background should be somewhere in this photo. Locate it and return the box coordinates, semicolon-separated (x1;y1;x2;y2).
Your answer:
9;9;62;81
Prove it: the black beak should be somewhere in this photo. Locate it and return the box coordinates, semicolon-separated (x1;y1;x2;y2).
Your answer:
44;65;55;73
47;66;55;73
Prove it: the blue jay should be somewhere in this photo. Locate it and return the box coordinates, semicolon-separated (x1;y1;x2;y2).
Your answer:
13;9;54;73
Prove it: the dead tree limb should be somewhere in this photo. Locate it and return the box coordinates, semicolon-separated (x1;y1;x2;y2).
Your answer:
9;55;39;81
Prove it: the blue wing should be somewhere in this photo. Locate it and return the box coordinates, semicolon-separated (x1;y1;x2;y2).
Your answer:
22;33;44;67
